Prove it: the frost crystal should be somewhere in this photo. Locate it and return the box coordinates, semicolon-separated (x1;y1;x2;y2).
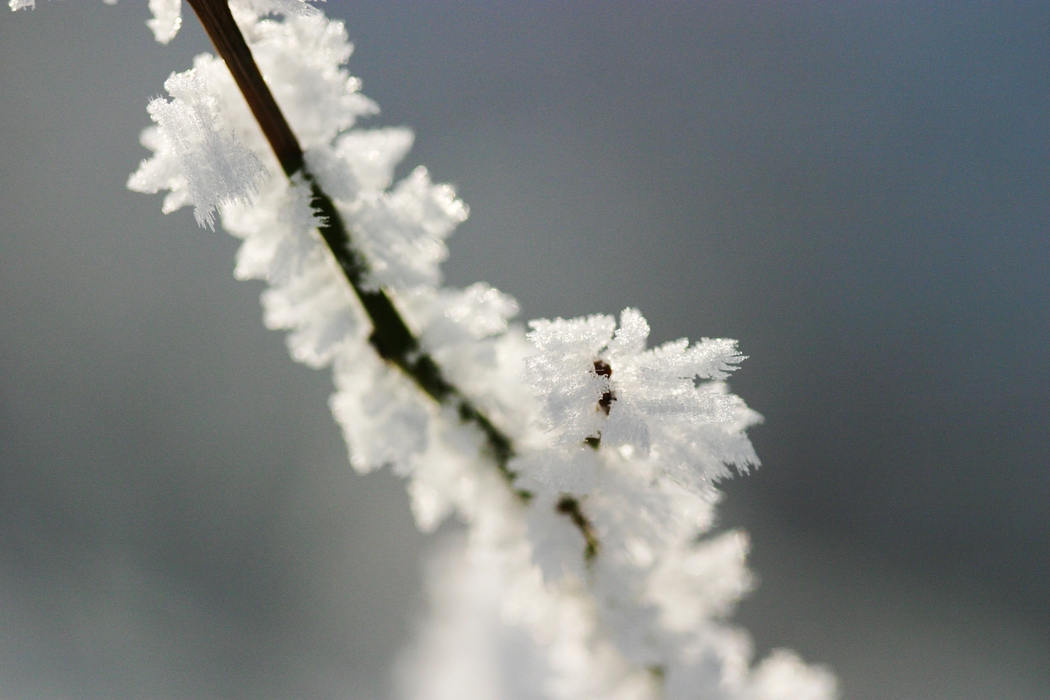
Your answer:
147;0;182;44
126;3;837;698
10;0;185;34
128;66;267;228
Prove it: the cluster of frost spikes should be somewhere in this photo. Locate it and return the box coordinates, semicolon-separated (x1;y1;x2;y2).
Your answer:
113;1;839;698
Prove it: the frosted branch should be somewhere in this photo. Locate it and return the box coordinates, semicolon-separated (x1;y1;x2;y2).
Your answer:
184;0;525;494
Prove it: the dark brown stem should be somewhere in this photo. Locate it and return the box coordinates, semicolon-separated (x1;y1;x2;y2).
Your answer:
185;0;303;176
184;3;609;545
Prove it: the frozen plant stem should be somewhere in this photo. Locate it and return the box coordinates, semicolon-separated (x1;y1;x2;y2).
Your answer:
185;0;605;546
12;2;842;694
185;0;300;174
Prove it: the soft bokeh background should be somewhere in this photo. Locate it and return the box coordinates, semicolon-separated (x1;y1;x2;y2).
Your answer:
1;2;1048;698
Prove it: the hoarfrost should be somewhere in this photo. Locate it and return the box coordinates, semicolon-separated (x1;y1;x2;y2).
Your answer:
524;308;757;474
349;166;468;291
147;0;181;44
128;68;266;229
123;2;836;698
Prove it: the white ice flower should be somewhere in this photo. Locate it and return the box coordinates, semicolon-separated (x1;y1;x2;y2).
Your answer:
525;308;759;489
127;67;267;228
348;165;469;290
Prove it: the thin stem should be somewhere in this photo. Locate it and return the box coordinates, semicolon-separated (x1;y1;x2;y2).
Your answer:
184;1;603;548
186;0;303;176
185;0;524;485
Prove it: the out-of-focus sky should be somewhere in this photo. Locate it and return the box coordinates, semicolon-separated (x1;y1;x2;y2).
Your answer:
1;2;1047;698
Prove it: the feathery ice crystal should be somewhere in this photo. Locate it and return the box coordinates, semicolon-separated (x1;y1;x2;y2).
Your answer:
16;0;838;697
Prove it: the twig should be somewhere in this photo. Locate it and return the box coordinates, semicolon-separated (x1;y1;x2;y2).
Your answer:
186;2;507;478
184;0;602;554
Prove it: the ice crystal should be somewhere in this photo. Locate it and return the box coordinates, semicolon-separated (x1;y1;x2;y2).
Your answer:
128;66;267;228
147;0;181;43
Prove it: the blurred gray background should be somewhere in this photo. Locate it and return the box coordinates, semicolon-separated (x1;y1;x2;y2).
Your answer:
1;2;1048;698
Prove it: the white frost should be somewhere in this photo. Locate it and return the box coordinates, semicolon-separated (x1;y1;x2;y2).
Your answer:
128;67;266;229
126;2;836;699
146;0;181;44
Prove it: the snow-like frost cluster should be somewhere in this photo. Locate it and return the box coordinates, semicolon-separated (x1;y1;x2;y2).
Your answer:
118;2;837;698
146;0;182;44
128;67;267;228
